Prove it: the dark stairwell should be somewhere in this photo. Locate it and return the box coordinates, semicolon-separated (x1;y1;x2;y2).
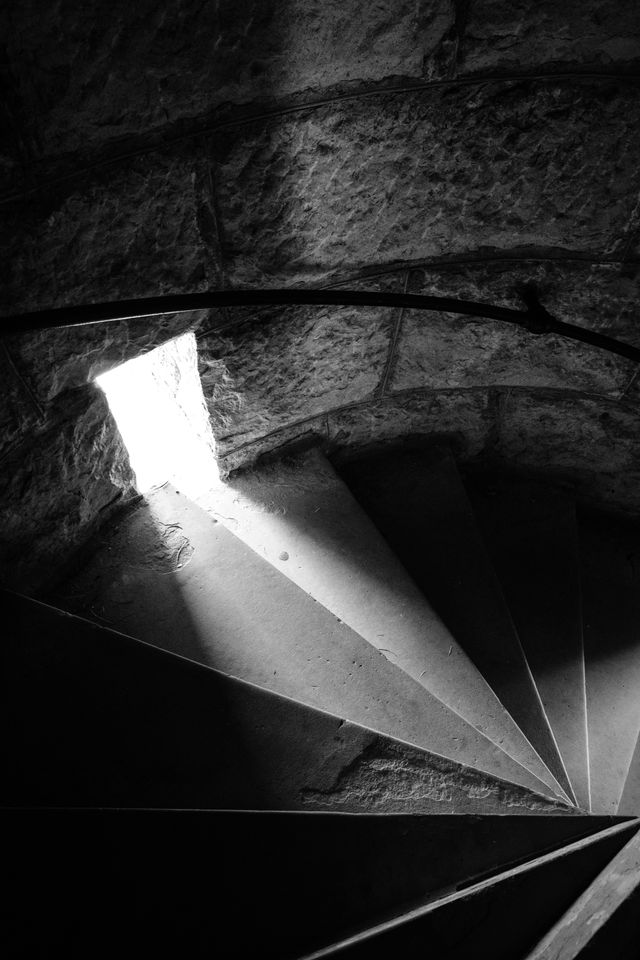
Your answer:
3;2;640;957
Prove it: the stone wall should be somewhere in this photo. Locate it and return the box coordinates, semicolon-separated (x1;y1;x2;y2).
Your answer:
199;258;640;516
1;1;640;588
0;380;135;591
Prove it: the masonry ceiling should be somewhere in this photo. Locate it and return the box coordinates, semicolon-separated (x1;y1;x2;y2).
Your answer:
2;1;640;587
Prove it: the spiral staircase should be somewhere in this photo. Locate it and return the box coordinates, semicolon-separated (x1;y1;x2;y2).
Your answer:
5;442;640;958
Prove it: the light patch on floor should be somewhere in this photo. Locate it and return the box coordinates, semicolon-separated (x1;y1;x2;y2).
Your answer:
97;332;219;499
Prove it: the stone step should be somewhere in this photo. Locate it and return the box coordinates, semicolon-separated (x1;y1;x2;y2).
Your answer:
338;445;570;803
466;474;588;809
301;819;640;960
3;590;571;815
618;732;640;816
525;822;640;960
199;447;569;801
47;484;564;801
579;511;640;813
3;809;627;960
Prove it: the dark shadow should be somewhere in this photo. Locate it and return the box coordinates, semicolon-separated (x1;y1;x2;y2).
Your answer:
461;467;584;682
577;505;640;660
2;807;628;960
2;588;267;810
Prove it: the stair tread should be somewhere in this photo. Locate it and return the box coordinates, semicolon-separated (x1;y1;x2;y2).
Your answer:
580;512;640;813
47;483;563;801
338;446;570;802
619;732;640;816
466;475;588;809
301;819;640;960
3;809;628;960
200;448;570;801
3;590;571;815
525;823;640;959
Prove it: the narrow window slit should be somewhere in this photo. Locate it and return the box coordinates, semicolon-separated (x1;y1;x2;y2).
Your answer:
97;332;219;500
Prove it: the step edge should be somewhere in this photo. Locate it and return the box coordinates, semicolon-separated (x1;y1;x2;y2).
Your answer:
7;590;572;808
297;818;640;960
204;463;573;799
524;822;640;959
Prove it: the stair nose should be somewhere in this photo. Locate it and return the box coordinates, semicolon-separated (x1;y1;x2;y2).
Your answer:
337;445;574;804
300;819;640;960
466;474;589;810
198;448;569;802
48;479;569;802
5;589;571;816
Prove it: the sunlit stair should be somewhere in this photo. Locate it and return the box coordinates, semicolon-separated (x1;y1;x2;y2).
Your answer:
5;444;640;958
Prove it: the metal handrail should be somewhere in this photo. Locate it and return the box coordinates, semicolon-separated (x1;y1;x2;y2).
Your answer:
2;285;639;364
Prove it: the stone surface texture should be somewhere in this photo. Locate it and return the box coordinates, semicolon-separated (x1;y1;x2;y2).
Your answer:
299;738;569;815
393;313;634;397
2;5;640;588
198;275;400;449
461;1;640;76
496;392;640;516
328;391;493;459
395;263;640;397
215;390;494;475
407;261;640;343
4;312;210;404
213;81;640;283
0;342;43;457
2;150;215;313
1;1;453;173
0;385;135;592
4;10;640;951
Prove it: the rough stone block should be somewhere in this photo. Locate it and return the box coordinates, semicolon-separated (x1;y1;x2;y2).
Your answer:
496;391;640;516
390;261;639;398
0;345;43;457
1;0;453;170
5;311;211;403
461;1;640;76
406;261;640;342
218;415;328;475
198;276;400;451
2;149;213;315
213;80;640;283
392;314;634;398
217;388;492;476
327;390;492;460
0;385;136;592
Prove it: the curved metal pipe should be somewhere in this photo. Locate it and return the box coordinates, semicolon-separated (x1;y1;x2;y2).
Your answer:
2;287;639;364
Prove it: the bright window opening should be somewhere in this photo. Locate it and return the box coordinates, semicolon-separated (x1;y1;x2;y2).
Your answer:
97;332;219;500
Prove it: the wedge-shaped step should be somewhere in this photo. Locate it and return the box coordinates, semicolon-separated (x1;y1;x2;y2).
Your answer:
339;446;570;802
47;484;563;801
580;511;640;813
3;591;571;814
467;475;588;809
619;732;640;816
303;819;639;960
526;823;640;959
199;448;569;801
4;810;626;960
